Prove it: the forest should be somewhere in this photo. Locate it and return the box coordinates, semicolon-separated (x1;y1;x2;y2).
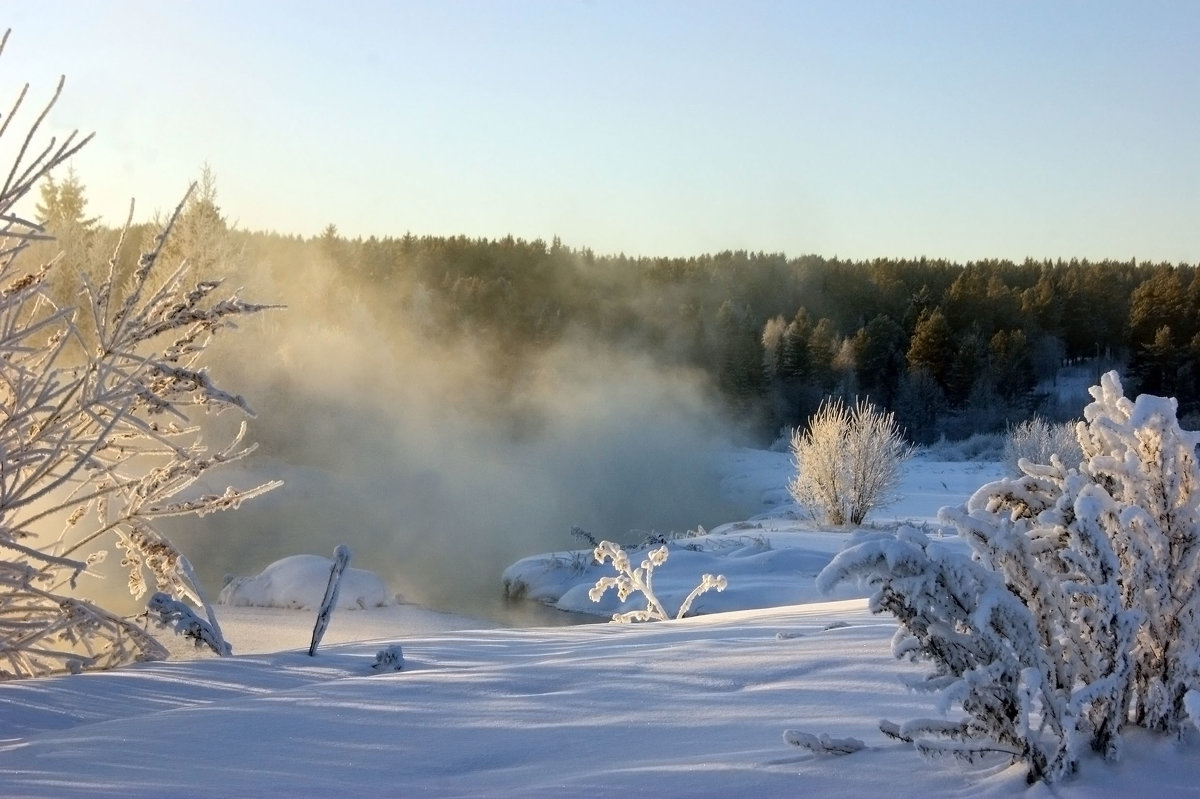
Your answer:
34;167;1200;446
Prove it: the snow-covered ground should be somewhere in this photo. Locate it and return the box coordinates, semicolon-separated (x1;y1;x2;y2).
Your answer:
502;447;1004;619
0;449;1196;797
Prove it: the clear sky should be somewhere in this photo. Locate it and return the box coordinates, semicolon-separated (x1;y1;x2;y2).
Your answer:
2;1;1197;262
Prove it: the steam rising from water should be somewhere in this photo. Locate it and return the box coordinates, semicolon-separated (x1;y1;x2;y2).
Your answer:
163;252;753;622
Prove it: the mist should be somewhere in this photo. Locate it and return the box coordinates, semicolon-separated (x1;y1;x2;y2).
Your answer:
159;245;756;622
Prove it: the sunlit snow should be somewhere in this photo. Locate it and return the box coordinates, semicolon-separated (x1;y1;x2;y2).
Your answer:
218;553;397;610
0;448;1196;797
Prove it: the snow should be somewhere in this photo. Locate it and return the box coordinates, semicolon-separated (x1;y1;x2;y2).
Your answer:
218;553;397;610
0;448;1196;797
502;447;993;619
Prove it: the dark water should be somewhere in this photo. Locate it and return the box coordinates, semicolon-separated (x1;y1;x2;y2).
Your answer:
470;596;607;628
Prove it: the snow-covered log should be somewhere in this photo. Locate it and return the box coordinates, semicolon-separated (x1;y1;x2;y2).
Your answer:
783;730;865;755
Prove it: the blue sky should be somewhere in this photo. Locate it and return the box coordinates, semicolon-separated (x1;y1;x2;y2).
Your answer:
3;1;1197;261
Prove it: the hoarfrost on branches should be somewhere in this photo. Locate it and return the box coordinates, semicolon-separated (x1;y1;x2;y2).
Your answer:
1002;416;1084;475
0;33;278;678
818;371;1200;783
789;397;911;526
589;540;726;623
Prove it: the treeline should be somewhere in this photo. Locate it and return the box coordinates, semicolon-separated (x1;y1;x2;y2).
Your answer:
35;168;1200;443
312;230;1200;442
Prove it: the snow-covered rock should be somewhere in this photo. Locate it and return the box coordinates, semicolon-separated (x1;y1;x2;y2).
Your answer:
219;554;396;610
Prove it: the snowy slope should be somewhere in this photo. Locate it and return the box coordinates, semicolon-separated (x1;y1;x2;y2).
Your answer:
2;601;1197;797
0;450;1196;797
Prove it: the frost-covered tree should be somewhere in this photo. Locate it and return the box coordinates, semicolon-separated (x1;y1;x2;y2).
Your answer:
789;397;911;525
0;35;278;678
149;164;240;285
1002;416;1083;475
818;371;1200;782
35;165;98;248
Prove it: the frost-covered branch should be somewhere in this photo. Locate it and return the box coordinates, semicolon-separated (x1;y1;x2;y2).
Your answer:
145;592;231;656
589;540;726;623
0;37;278;677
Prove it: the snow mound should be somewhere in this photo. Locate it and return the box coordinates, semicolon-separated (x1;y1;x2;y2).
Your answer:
219;554;396;610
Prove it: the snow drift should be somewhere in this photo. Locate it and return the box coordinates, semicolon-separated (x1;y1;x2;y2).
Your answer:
218;554;396;610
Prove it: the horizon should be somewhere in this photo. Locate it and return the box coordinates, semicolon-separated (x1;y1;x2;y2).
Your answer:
2;1;1198;264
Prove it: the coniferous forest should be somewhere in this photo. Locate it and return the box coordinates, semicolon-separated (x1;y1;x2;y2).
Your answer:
35;168;1200;446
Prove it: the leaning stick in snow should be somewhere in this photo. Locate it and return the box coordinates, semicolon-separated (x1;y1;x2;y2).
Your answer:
309;545;351;656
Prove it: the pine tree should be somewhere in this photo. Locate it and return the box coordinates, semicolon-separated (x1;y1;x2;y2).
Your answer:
906;308;953;389
852;314;907;410
989;328;1035;403
34;165;98;236
947;327;987;406
714;300;764;412
154;164;237;279
33;165;100;305
894;368;946;444
781;309;812;383
1128;266;1187;350
1129;325;1181;398
807;318;840;393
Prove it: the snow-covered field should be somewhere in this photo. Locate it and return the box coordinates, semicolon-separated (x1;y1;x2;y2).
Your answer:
1;449;1197;797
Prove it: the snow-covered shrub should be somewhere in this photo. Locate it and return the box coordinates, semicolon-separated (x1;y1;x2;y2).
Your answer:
789;397;911;525
371;645;405;672
589;540;726;623
0;44;277;677
922;432;1005;462
818;371;1200;783
1002;416;1084;474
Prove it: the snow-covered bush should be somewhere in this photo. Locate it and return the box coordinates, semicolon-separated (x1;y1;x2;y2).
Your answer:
589;540;726;623
0;43;277;677
789;397;911;525
818;371;1200;783
1002;416;1083;474
922;432;1005;462
371;645;405;672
